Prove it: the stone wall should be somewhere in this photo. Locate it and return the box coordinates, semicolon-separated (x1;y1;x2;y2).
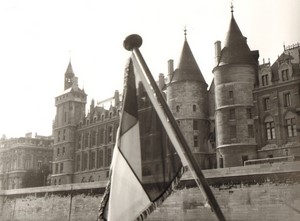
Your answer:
1;162;300;221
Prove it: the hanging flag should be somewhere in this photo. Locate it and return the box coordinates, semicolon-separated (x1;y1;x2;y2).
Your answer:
98;59;184;221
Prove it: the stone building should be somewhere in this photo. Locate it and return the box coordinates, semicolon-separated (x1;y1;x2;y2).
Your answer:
51;62;121;185
0;133;53;190
50;9;299;185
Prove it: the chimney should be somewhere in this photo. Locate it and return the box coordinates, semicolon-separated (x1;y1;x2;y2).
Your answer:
168;59;174;83
158;73;165;90
214;41;221;66
114;90;120;106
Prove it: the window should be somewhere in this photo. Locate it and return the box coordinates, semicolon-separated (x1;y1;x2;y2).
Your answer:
55;164;58;174
57;131;60;142
229;109;235;120
62;146;65;155
64;112;67;122
230;125;236;138
82;152;88;170
286;117;297;137
284;92;291;107
108;126;113;143
89;151;96;169
97;149;104;168
60;162;63;173
248;125;254;138
84;133;89;148
76;155;81;171
193;120;198;130
91;131;96;146
193;104;196;112
246;108;252;119
63;129;66;141
37;161;42;170
263;97;270;111
107;148;112;166
176;105;180;112
193;135;198;147
265;116;276;140
282;69;289;81
229;91;233;99
262;74;269;86
57;147;60;156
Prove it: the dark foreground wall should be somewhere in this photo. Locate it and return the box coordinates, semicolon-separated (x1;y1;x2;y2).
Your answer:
1;162;300;221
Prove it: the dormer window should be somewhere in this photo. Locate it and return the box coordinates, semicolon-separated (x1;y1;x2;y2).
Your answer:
281;69;289;81
262;74;269;86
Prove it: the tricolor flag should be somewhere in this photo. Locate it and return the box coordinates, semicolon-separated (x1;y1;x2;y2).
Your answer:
98;59;184;221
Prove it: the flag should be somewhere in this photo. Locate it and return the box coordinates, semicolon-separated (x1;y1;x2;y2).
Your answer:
98;59;185;221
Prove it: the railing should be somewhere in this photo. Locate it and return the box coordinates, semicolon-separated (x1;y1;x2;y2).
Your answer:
244;155;300;166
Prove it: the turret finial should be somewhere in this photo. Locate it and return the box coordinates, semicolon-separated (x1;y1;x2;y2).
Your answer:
184;26;187;41
231;1;234;16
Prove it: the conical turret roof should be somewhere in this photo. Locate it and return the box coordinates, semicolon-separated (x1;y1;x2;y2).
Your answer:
218;14;256;66
65;61;75;76
171;38;206;85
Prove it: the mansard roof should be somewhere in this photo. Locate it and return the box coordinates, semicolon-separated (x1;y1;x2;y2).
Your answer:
171;39;207;85
218;15;256;66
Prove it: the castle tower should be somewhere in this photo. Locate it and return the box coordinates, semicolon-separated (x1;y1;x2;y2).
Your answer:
51;61;87;185
167;32;210;168
213;8;259;167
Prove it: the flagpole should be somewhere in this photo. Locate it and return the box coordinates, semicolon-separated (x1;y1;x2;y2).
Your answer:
124;34;226;221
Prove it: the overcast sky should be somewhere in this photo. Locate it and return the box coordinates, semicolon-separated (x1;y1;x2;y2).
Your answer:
0;0;299;138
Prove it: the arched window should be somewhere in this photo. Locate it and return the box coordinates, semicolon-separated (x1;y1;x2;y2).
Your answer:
285;112;297;137
265;116;276;140
176;105;180;112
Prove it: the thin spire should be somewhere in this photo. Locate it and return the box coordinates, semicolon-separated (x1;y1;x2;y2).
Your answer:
231;1;234;16
184;26;187;41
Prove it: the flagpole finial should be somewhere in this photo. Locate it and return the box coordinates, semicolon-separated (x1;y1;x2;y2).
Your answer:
124;34;143;51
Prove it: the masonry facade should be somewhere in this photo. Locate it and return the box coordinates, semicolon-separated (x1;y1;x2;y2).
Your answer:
0;133;53;190
50;11;300;185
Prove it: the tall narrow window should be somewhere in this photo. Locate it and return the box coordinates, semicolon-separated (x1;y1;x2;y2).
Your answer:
262;74;269;86
176;105;180;112
193;135;198;147
263;97;270;111
193;104;196;112
76;155;81;171
265;116;276;140
284;92;291;107
89;151;96;169
282;69;289;81
107;148;112;166
229;90;233;99
63;129;66;141
286;113;297;137
60;162;63;173
246;108;252;119
108;126;113;143
82;152;88;170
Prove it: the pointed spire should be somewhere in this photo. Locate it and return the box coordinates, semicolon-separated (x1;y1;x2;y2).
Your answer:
171;36;206;85
65;61;74;75
184;26;187;41
64;61;75;90
218;9;256;66
231;1;234;17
